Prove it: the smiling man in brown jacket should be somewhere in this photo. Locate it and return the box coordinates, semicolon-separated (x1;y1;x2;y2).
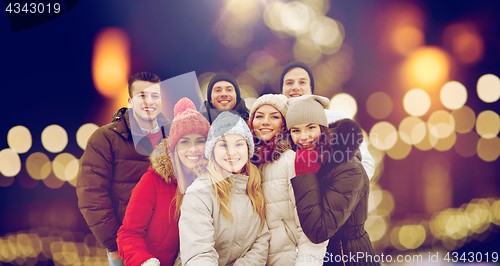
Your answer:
76;71;171;266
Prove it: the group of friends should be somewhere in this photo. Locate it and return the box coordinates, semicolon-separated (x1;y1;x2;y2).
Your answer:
76;61;379;266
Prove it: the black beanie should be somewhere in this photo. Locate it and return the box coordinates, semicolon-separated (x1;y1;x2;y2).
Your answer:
279;61;315;94
207;73;241;108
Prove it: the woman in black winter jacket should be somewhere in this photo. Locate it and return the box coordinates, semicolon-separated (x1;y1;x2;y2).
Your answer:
286;95;379;266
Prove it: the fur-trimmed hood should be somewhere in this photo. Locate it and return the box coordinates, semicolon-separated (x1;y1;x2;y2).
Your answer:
328;118;363;163
149;139;176;183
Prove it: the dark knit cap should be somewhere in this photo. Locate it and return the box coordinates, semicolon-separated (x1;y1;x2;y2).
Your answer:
280;61;315;93
207;73;241;107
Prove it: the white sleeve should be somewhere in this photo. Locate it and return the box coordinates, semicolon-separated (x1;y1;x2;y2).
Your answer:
179;183;219;266
285;151;328;265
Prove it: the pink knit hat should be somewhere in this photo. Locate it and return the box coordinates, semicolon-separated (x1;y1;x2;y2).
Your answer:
168;98;211;151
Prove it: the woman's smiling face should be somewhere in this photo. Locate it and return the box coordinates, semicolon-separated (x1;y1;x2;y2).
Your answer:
213;134;248;174
290;123;321;150
176;133;206;171
251;105;284;142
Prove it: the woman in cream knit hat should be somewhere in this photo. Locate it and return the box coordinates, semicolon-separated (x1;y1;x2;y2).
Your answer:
248;94;328;265
286;95;379;266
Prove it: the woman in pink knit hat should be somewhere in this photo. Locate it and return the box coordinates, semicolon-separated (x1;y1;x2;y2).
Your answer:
117;98;210;266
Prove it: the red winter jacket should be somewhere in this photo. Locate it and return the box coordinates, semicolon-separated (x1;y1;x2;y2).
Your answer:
117;141;179;266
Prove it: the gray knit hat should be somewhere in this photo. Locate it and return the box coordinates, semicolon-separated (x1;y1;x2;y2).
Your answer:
205;111;255;160
286;95;329;130
250;94;289;120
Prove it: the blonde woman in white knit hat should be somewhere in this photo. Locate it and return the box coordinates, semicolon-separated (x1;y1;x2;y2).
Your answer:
248;94;328;266
179;111;270;265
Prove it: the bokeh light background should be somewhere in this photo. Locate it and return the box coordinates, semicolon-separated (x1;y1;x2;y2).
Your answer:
1;0;500;265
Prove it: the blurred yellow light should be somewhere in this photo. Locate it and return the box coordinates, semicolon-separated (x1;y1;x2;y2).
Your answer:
42;173;65;189
442;237;458;251
263;2;286;31
312;63;335;96
367;144;385;166
92;27;130;98
281;2;311;32
398;116;426;144
218;23;254;48
403;47;450;90
366;92;393;120
427;110;455;139
0;149;21;177
466;201;491;234
369;122;398;151
76;124;99;150
244;97;257;111
16;234;34;258
329;93;357;119
365;215;386;242
225;0;260;25
310;16;341;47
390;227;406;251
454;131;479;157
248;52;279;84
391;25;424;56
476;110;500;139
444;211;469;240
378;190;395;217
368;184;382;212
399;225;426;250
403;88;431;116
477;74;500;103
491;200;500;225
440;81;467;110
7;126;32;154
237;70;264;94
434;131;456;151
414;125;438;151
293;41;322;65
477;136;500;162
386;136;412;160
41;125;68;153
451;106;475;133
52;153;79;181
26;152;51;180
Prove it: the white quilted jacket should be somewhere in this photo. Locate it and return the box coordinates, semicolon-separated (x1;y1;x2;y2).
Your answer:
261;149;328;266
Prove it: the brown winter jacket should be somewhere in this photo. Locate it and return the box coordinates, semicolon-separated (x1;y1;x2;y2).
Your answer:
76;108;171;252
291;119;379;266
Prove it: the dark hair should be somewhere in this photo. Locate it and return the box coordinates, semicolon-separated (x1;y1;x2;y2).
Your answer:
288;124;329;161
128;72;161;97
248;111;287;165
280;61;315;93
207;73;241;107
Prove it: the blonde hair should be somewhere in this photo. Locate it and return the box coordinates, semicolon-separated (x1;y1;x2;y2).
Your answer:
172;145;187;219
205;153;266;228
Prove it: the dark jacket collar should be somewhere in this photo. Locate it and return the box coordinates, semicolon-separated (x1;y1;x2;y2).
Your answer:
200;99;250;124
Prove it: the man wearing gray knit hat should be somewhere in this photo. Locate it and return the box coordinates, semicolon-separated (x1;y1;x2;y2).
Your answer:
280;62;376;179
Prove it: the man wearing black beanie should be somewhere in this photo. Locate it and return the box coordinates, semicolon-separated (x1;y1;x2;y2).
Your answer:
200;73;250;124
280;61;376;180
